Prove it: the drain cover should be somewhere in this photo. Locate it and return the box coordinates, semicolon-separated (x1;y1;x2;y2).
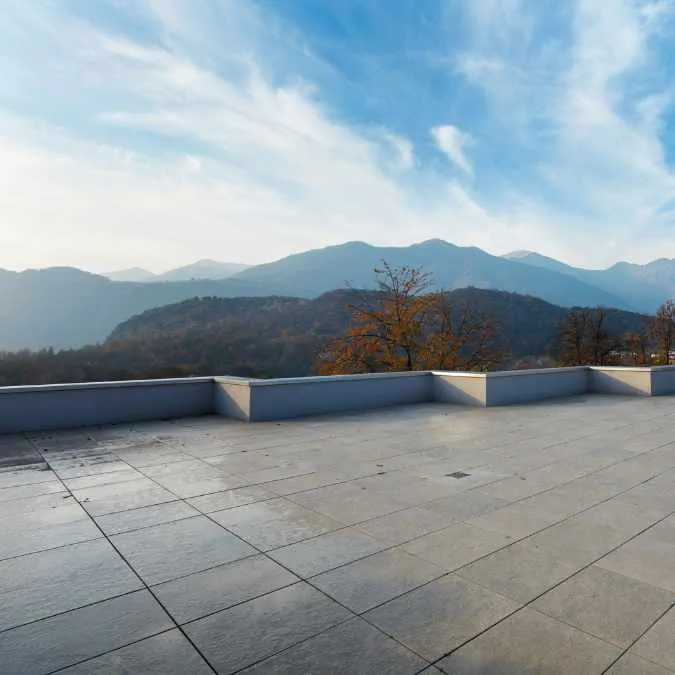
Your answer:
446;471;470;479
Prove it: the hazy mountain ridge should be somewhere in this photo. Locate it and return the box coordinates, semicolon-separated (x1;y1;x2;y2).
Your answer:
0;289;650;386
0;240;672;350
104;259;249;283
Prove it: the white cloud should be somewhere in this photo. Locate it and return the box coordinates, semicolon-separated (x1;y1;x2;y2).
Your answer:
2;0;675;273
431;125;473;175
452;0;675;266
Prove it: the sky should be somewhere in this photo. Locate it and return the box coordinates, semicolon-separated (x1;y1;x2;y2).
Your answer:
2;0;675;273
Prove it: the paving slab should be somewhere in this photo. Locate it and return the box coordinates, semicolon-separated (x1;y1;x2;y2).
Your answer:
267;526;386;577
400;521;513;572
184;582;351;674
605;654;675;675
632;608;675;671
210;497;344;550
364;573;520;661
95;500;199;535
597;532;675;593
355;505;454;547
153;554;299;624
436;607;621;675
111;515;256;585
532;565;675;648
458;540;583;603
0;590;173;675
71;477;177;515
0;538;141;631
311;548;445;613
239;617;427;674
57;629;213;674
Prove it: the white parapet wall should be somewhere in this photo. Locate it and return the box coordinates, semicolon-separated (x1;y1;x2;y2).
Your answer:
587;367;653;396
1;366;675;433
0;378;215;434
432;371;487;406
650;366;675;396
485;367;589;406
247;371;435;422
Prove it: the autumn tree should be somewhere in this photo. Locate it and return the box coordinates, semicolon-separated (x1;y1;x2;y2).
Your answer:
649;300;675;365
316;263;501;374
554;307;618;366
623;328;652;366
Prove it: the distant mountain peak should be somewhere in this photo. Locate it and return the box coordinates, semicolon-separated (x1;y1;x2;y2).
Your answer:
105;267;156;282
504;250;536;259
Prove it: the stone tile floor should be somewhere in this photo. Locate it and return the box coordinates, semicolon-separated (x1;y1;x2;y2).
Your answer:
2;395;675;674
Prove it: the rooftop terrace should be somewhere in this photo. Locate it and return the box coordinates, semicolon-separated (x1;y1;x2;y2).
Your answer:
3;392;675;674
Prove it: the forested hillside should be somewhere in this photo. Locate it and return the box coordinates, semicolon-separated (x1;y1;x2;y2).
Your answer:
0;288;649;386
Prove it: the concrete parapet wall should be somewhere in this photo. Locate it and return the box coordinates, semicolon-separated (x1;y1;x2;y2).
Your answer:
649;366;675;396
248;371;434;422
588;367;652;396
0;378;214;434
1;366;674;433
432;372;487;406
213;377;252;421
485;367;588;406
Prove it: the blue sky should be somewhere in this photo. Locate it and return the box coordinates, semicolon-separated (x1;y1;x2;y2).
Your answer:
2;0;675;272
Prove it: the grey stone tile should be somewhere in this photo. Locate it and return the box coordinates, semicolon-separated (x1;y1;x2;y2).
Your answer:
95;500;199;535
186;485;274;513
532;565;675;648
632;608;675;671
525;515;630;566
311;548;444;613
0;480;65;502
364;574;520;661
0;467;53;489
575;492;671;537
605;654;675;675
0;500;87;531
62;467;145;491
356;506;453;547
72;478;177;515
467;497;575;539
422;491;507;520
436;607;621;675
239;617;427;674
458;540;583;603
0;538;141;631
0;516;101;560
597;533;675;592
111;515;256;585
153;554;299;624
57;629;213;674
267;526;385;577
184;582;351;675
0;590;173;675
400;522;513;572
210;497;344;550
49;458;133;479
288;482;406;523
0;491;77;518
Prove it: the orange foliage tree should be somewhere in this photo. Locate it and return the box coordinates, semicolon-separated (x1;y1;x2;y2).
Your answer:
650;299;675;365
316;262;500;374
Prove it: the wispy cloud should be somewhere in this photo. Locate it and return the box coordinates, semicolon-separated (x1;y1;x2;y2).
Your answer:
1;0;675;272
431;124;473;175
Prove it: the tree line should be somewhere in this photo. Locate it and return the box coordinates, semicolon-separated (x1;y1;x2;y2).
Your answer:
0;262;671;386
552;300;675;367
318;263;675;374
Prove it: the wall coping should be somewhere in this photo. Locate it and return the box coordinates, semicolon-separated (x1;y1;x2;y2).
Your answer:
0;376;214;395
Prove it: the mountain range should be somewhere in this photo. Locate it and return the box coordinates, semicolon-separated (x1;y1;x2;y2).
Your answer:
105;259;249;282
0;239;672;350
